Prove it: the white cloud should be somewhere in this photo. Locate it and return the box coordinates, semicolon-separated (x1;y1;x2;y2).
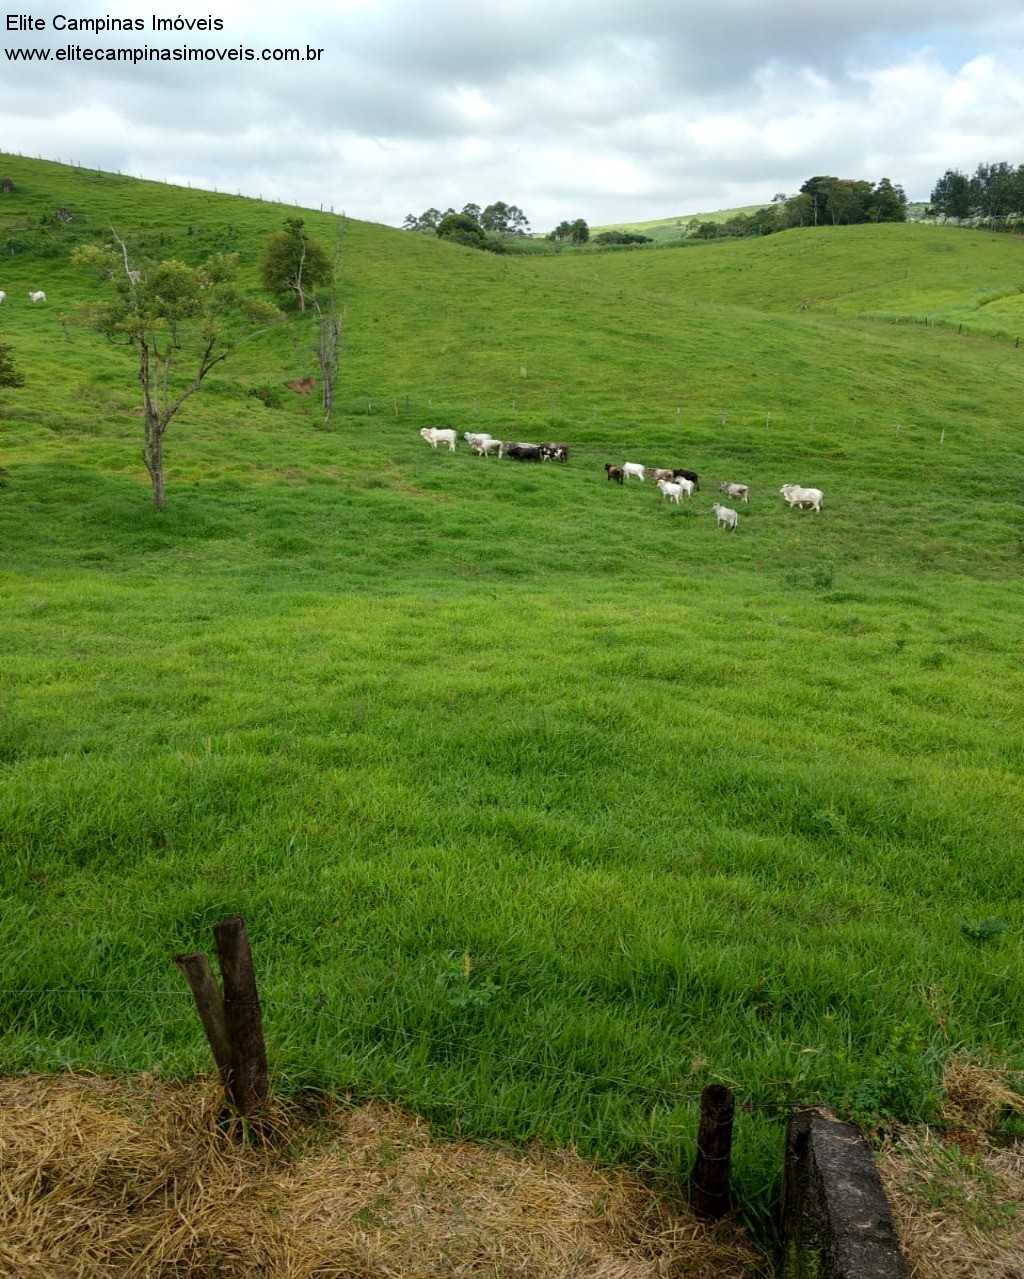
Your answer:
1;0;1023;227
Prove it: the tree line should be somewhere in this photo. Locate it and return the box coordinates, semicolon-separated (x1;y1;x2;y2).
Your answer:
403;202;531;252
928;162;1024;224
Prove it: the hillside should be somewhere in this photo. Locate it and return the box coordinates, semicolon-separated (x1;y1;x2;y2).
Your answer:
2;155;1023;1237
592;200;935;240
590;204;772;243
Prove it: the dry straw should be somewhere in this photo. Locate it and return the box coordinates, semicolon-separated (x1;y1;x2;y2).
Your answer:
1;1073;763;1279
876;1058;1024;1279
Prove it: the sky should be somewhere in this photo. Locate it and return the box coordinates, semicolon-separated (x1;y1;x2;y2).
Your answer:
2;1;1023;232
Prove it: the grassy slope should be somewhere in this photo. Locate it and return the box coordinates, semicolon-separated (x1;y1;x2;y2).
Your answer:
590;204;772;243
2;155;1023;1231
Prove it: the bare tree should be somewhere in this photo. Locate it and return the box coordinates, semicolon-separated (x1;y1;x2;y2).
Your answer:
313;227;345;420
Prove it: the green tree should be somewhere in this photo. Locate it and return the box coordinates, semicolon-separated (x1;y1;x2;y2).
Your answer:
436;211;507;253
259;218;332;311
403;208;442;232
569;218;589;244
480;201;530;235
436;211;488;248
779;193;814;228
75;234;278;508
867;177;908;223
929;170;975;222
799;176;836;225
689;219;722;240
973;162;1019;220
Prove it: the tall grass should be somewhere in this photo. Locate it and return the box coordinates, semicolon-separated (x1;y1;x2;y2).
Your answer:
2;155;1023;1234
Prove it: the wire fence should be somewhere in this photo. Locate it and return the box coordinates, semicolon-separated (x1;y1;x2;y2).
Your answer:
0;980;835;1119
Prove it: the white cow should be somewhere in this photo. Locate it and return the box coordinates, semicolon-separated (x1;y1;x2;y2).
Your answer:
472;438;503;457
463;431;492;448
719;481;749;503
0;291;6;304
780;483;824;513
28;291;47;303
622;462;645;482
657;478;685;505
712;502;739;531
420;427;457;452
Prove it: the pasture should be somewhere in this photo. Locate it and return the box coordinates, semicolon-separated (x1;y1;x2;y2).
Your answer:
1;155;1023;1233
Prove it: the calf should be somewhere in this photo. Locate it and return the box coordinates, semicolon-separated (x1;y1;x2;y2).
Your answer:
672;468;700;491
28;290;46;303
472;438;503;457
712;502;739;531
464;431;492;449
719;481;749;503
649;468;675;484
622;462;645;482
604;464;625;484
657;478;685;505
540;442;569;462
0;291;6;304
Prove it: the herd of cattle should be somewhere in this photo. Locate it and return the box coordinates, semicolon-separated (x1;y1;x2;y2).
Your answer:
418;427;825;531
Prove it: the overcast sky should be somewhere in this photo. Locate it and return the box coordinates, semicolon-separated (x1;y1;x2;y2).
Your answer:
2;1;1023;231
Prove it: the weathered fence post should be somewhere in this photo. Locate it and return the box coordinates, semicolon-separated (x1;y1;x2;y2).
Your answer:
688;1084;735;1220
174;915;270;1123
172;951;232;1089
214;915;270;1118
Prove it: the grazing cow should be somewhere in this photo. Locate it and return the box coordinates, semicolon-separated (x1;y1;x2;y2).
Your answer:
712;502;739;531
780;483;824;513
649;468;675;484
472;438;503;457
604;464;625;484
464;431;492;448
506;442;543;461
0;291;5;303
657;479;685;505
28;290;46;303
622;462;645;482
419;426;457;452
719;481;749;503
672;469;700;491
540;443;569;462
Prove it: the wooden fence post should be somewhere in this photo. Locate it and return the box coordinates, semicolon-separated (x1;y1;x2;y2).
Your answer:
214;915;270;1118
172;951;232;1089
688;1084;735;1220
173;915;270;1122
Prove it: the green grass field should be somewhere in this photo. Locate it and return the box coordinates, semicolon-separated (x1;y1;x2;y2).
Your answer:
2;154;1023;1234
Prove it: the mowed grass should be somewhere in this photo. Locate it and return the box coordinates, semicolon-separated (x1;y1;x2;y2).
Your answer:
2;156;1024;1232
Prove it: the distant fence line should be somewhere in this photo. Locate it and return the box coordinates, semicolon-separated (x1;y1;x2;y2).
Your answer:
332;392;961;446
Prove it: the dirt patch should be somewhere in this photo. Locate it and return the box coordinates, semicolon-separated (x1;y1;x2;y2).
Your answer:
0;1074;765;1279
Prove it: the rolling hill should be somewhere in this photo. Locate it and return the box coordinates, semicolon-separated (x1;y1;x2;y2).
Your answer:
1;153;1023;1232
